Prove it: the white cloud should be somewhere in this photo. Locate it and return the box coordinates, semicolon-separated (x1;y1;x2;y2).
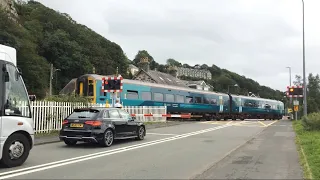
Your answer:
37;0;320;91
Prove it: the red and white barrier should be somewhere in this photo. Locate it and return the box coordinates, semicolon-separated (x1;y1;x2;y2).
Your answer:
130;113;193;119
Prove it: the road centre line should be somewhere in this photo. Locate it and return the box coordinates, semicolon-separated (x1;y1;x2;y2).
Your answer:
0;124;233;179
147;133;178;136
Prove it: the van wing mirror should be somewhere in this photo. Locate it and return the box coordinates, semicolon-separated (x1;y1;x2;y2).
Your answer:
4;71;9;82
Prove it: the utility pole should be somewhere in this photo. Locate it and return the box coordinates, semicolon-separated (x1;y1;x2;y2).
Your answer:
302;0;307;116
49;63;53;96
49;63;61;96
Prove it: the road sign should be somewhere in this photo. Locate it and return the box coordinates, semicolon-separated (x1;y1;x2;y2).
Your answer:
294;105;299;112
287;86;303;97
293;100;299;106
288;108;293;113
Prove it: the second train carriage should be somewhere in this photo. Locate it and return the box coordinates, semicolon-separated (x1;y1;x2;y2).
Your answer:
64;74;284;120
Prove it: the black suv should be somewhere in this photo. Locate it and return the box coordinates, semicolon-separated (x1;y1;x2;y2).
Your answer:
59;107;146;147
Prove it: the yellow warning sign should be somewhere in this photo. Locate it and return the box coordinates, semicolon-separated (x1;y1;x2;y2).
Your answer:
288;108;293;113
294;105;299;112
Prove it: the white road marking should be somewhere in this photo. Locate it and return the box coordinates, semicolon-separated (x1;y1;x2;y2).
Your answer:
147;133;178;136
0;124;233;179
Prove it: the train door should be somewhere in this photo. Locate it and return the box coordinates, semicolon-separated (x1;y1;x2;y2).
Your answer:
238;97;242;113
228;94;232;114
79;81;84;96
219;96;223;113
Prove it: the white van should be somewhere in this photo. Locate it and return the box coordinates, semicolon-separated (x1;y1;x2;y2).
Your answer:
0;44;34;167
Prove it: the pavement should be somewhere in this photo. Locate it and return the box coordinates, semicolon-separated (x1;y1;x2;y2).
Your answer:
0;119;302;179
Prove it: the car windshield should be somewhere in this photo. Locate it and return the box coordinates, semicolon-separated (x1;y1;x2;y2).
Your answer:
68;110;98;119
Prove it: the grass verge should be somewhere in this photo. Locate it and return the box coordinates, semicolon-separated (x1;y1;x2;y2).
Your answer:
293;120;320;179
35;130;59;138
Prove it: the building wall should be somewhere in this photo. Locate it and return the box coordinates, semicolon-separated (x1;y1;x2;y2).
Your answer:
177;67;212;80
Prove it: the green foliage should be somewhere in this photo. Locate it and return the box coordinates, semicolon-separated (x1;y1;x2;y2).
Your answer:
1;1;129;99
301;112;320;131
43;94;90;103
293;120;320;179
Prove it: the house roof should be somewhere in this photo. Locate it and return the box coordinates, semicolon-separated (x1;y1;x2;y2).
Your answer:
133;69;189;88
129;64;138;69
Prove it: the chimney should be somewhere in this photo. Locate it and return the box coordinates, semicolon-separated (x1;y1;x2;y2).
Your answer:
168;66;178;78
138;57;150;72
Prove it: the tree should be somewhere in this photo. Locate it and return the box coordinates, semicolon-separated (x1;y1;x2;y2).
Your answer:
166;58;181;67
293;75;303;86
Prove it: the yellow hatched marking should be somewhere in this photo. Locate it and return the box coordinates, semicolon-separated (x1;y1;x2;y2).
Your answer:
258;121;267;127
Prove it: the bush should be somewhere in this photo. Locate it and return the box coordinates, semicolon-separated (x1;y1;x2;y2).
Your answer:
43;94;91;103
302;112;320;131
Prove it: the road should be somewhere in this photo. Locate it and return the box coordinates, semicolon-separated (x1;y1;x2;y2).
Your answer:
0;120;302;179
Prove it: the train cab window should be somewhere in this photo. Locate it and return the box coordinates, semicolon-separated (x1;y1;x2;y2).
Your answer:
141;92;151;100
165;94;174;102
127;90;138;99
195;97;202;104
210;98;217;105
154;93;163;101
88;84;94;96
204;97;210;104
176;95;184;103
186;96;193;103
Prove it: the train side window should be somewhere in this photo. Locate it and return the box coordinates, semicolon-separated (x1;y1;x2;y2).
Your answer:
141;92;151;100
165;94;174;102
175;95;184;103
195;97;202;104
154;93;163;101
186;96;193;103
204;97;210;104
127;90;138;99
88;84;94;96
210;98;217;105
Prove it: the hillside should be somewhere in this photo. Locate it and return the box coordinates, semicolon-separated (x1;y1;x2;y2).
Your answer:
0;1;285;101
131;50;285;101
0;0;129;98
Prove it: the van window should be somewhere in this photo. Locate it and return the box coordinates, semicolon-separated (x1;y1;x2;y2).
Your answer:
3;63;31;118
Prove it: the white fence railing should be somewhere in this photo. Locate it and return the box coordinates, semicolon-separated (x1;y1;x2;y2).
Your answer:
13;101;167;134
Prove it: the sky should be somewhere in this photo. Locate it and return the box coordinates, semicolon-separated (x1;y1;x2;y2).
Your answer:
36;0;320;91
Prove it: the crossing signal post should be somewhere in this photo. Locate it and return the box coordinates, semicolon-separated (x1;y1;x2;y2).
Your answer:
286;86;304;120
101;75;123;107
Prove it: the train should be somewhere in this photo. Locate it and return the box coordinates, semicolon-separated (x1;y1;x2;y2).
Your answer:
61;74;285;120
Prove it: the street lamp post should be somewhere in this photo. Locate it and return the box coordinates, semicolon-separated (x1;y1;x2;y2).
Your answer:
302;0;307;116
286;67;292;86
